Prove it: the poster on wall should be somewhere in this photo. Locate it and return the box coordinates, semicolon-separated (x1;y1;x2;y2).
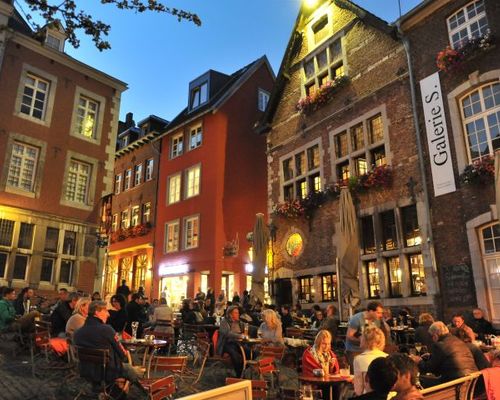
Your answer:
419;72;456;197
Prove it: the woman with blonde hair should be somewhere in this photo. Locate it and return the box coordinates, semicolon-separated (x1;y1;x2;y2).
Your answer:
353;326;388;395
302;329;340;376
259;309;284;346
66;297;91;337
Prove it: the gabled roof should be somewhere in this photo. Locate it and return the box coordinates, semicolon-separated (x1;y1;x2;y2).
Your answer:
157;55;274;138
256;0;396;134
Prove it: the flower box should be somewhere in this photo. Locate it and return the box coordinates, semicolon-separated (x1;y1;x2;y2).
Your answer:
459;156;494;185
296;76;350;115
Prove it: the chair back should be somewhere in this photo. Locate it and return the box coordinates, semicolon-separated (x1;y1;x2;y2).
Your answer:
149;375;176;400
286;327;304;338
257;356;277;375
260;345;285;361
226;378;268;399
420;372;482;400
150;355;187;375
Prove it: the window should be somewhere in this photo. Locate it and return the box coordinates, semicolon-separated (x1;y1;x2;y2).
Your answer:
124;169;132;191
114;174;122;194
298;276;313;303
366;261;380;298
134;164;143;186
191;82;208;109
75;96;99;139
311;14;330;45
332;112;387;182
20;73;49;120
145;159;154;181
321;274;337;301
189;125;203;150
303;37;344;96
409;254;427;295
40;258;54;282
142;203;151;224
18;223;34;249
0;252;7;278
122;135;129;147
483;223;500;254
112;214;118;232
44;227;59;252
281;142;321;201
0;219;15;246
131;206;140;226
165;220;180;253
63;231;77;255
447;0;488;49
185;165;201;198
461;83;500;162
402;205;421;247
7;142;39;192
361;216;376;254
258;89;270;112
387;257;402;297
171;133;184;158
120;210;129;229
480;223;500;322
184;215;199;249
46;34;61;51
60;260;73;284
13;254;29;280
65;159;91;203
381;210;397;251
168;173;181;204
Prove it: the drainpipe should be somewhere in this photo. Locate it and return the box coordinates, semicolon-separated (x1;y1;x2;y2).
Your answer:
396;22;442;314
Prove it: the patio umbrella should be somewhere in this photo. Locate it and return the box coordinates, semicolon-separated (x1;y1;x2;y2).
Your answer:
251;213;268;303
496;151;500;222
337;188;360;314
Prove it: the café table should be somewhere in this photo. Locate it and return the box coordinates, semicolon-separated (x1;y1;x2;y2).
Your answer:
121;338;168;378
235;337;262;377
299;373;353;400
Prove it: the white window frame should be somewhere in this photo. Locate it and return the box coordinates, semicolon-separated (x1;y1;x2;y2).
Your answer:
191;82;208;109
112;214;118;232
145;159;154;181
142;203;151;224
258;89;270;112
64;159;91;204
0;252;9;279
131;206;140;227
479;223;500;323
459;82;500;162
120;209;129;229
76;96;99;138
69;87;106;144
165;219;180;253
114;174;122;194
59;259;74;285
185;164;201;199
189;125;203;151
45;34;62;51
6;141;39;193
19;74;50;120
447;0;489;49
124;169;132;191
134;164;143;186
171;133;184;159
184;215;199;250
167;173;182;205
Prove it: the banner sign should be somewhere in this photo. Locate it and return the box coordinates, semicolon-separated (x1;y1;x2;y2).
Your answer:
419;72;456;197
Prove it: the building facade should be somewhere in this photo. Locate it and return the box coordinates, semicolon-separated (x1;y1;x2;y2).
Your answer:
153;57;274;310
104;114;167;298
400;0;500;324
0;1;126;295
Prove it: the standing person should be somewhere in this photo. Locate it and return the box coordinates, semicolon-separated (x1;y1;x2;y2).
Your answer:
387;353;423;400
232;291;240;304
215;291;226;316
302;329;340;376
125;293;149;337
14;287;34;315
321;304;339;341
195;287;205;301
108;294;128;333
345;301;387;370
350;357;398;400
242;290;250;309
206;288;216;315
469;308;495;340
51;292;80;337
259;309;284;346
66;297;91;337
0;287;39;332
116;280;131;302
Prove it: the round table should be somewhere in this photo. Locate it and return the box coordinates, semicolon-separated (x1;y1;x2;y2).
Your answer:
121;338;168;377
299;374;352;400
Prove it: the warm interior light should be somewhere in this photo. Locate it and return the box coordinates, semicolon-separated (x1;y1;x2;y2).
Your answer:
304;0;318;8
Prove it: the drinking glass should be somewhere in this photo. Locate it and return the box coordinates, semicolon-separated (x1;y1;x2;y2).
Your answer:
302;384;313;400
131;321;139;340
414;342;422;355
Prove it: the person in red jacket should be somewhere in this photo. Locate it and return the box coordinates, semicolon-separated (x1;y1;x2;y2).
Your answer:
302;329;340;376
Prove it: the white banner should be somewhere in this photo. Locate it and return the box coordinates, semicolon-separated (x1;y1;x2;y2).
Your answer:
419;72;456;197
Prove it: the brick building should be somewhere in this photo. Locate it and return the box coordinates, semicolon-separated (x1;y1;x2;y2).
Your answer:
260;0;439;317
400;0;500;324
103;114;168;298
0;1;126;295
152;57;274;309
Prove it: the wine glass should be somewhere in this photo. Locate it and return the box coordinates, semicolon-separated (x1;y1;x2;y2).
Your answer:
415;342;422;355
131;321;139;340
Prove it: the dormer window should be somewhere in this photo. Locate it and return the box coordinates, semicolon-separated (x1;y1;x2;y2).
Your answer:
43;23;67;52
122;135;129;147
258;89;270;112
191;82;208;109
46;34;61;51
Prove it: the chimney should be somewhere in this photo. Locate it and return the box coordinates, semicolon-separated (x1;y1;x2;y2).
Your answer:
125;112;135;129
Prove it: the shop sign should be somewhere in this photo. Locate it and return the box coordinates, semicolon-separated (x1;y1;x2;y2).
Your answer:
158;264;189;276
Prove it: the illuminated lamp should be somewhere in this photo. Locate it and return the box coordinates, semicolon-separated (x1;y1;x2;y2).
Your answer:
304;0;318;8
158;264;189;276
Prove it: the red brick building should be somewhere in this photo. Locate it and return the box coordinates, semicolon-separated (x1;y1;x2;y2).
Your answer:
0;2;126;295
104;114;167;298
153;57;274;309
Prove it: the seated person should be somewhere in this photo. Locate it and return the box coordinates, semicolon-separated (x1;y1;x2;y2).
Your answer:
0;287;39;333
125;293;149;337
66;297;91;338
311;309;325;330
51;292;80;337
73;300;137;388
108;295;128;333
280;305;294;331
216;305;249;378
151;298;173;334
350;357;398;400
453;328;490;370
469;308;495;340
321;304;339;340
414;313;434;351
13;287;35;316
302;329;339;376
449;314;476;342
354;327;388;395
259;309;284;346
388;353;423;400
410;321;477;385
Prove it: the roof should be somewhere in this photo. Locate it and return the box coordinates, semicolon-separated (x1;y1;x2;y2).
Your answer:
137;114;169;127
158;55;273;138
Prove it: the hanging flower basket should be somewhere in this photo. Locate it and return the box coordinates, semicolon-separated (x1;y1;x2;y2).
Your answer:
296;76;350;115
459;156;494;185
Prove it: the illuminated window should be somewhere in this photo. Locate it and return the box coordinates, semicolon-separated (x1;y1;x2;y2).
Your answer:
366;261;380;298
145;159;154;181
480;223;500;323
189;125;203;150
168;173;181;204
20;73;49;120
337;161;350;181
165;220;179;253
65;159;91;203
409;254;426;295
142;203;151;224
131;206;140;227
120;210;129;229
114;174;122;194
171;133;184;159
112;214;118;232
0;219;15;246
402;205;421;247
447;0;488;49
185;165;200;198
387;257;402;297
75;96;99;139
7;142;39;192
134;164;143;186
124;169;132;191
369;114;384;143
184;215;199;249
321;274;337;301
298;276;313;303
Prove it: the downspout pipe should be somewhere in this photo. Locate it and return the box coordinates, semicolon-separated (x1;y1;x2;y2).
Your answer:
396;22;442;313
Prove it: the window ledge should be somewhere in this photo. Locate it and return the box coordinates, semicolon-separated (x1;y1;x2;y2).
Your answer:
14;111;51;127
5;186;36;198
60;199;93;211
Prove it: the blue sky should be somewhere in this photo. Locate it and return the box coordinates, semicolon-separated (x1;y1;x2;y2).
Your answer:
22;0;423;122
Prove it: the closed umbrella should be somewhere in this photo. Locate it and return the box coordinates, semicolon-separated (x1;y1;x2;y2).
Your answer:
495;151;500;222
337;188;360;315
251;213;268;303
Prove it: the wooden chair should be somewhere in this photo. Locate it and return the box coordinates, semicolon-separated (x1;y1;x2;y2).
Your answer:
139;375;176;400
150;331;175;355
286;327;304;338
421;372;482;400
147;354;188;381
177;340;211;395
226;377;268;399
260;345;285;362
254;356;280;391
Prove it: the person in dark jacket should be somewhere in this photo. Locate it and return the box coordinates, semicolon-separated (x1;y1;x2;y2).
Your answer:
280;305;294;331
73;300;137;386
125;293;148;337
414;313;435;351
51;292;80;337
321;304;339;340
116;280;131;302
469;308;496;340
411;321;478;385
14;287;34;315
350;357;398;400
453;328;490;370
108;294;128;333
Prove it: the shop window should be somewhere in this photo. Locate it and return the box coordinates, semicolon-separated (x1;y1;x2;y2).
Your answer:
402;205;421;247
381;210;397;251
60;260;73;284
361;216;376;254
298;276;313;303
13;254;29;280
447;0;488;49
321;274;337;301
0;219;15;247
18;223;34;249
387;257;402;297
63;231;77;255
366;261;380;298
40;258;54;282
409;253;426;296
44;227;59;252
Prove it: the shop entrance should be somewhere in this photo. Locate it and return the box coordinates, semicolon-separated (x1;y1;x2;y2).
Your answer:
159;276;188;312
221;274;234;299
